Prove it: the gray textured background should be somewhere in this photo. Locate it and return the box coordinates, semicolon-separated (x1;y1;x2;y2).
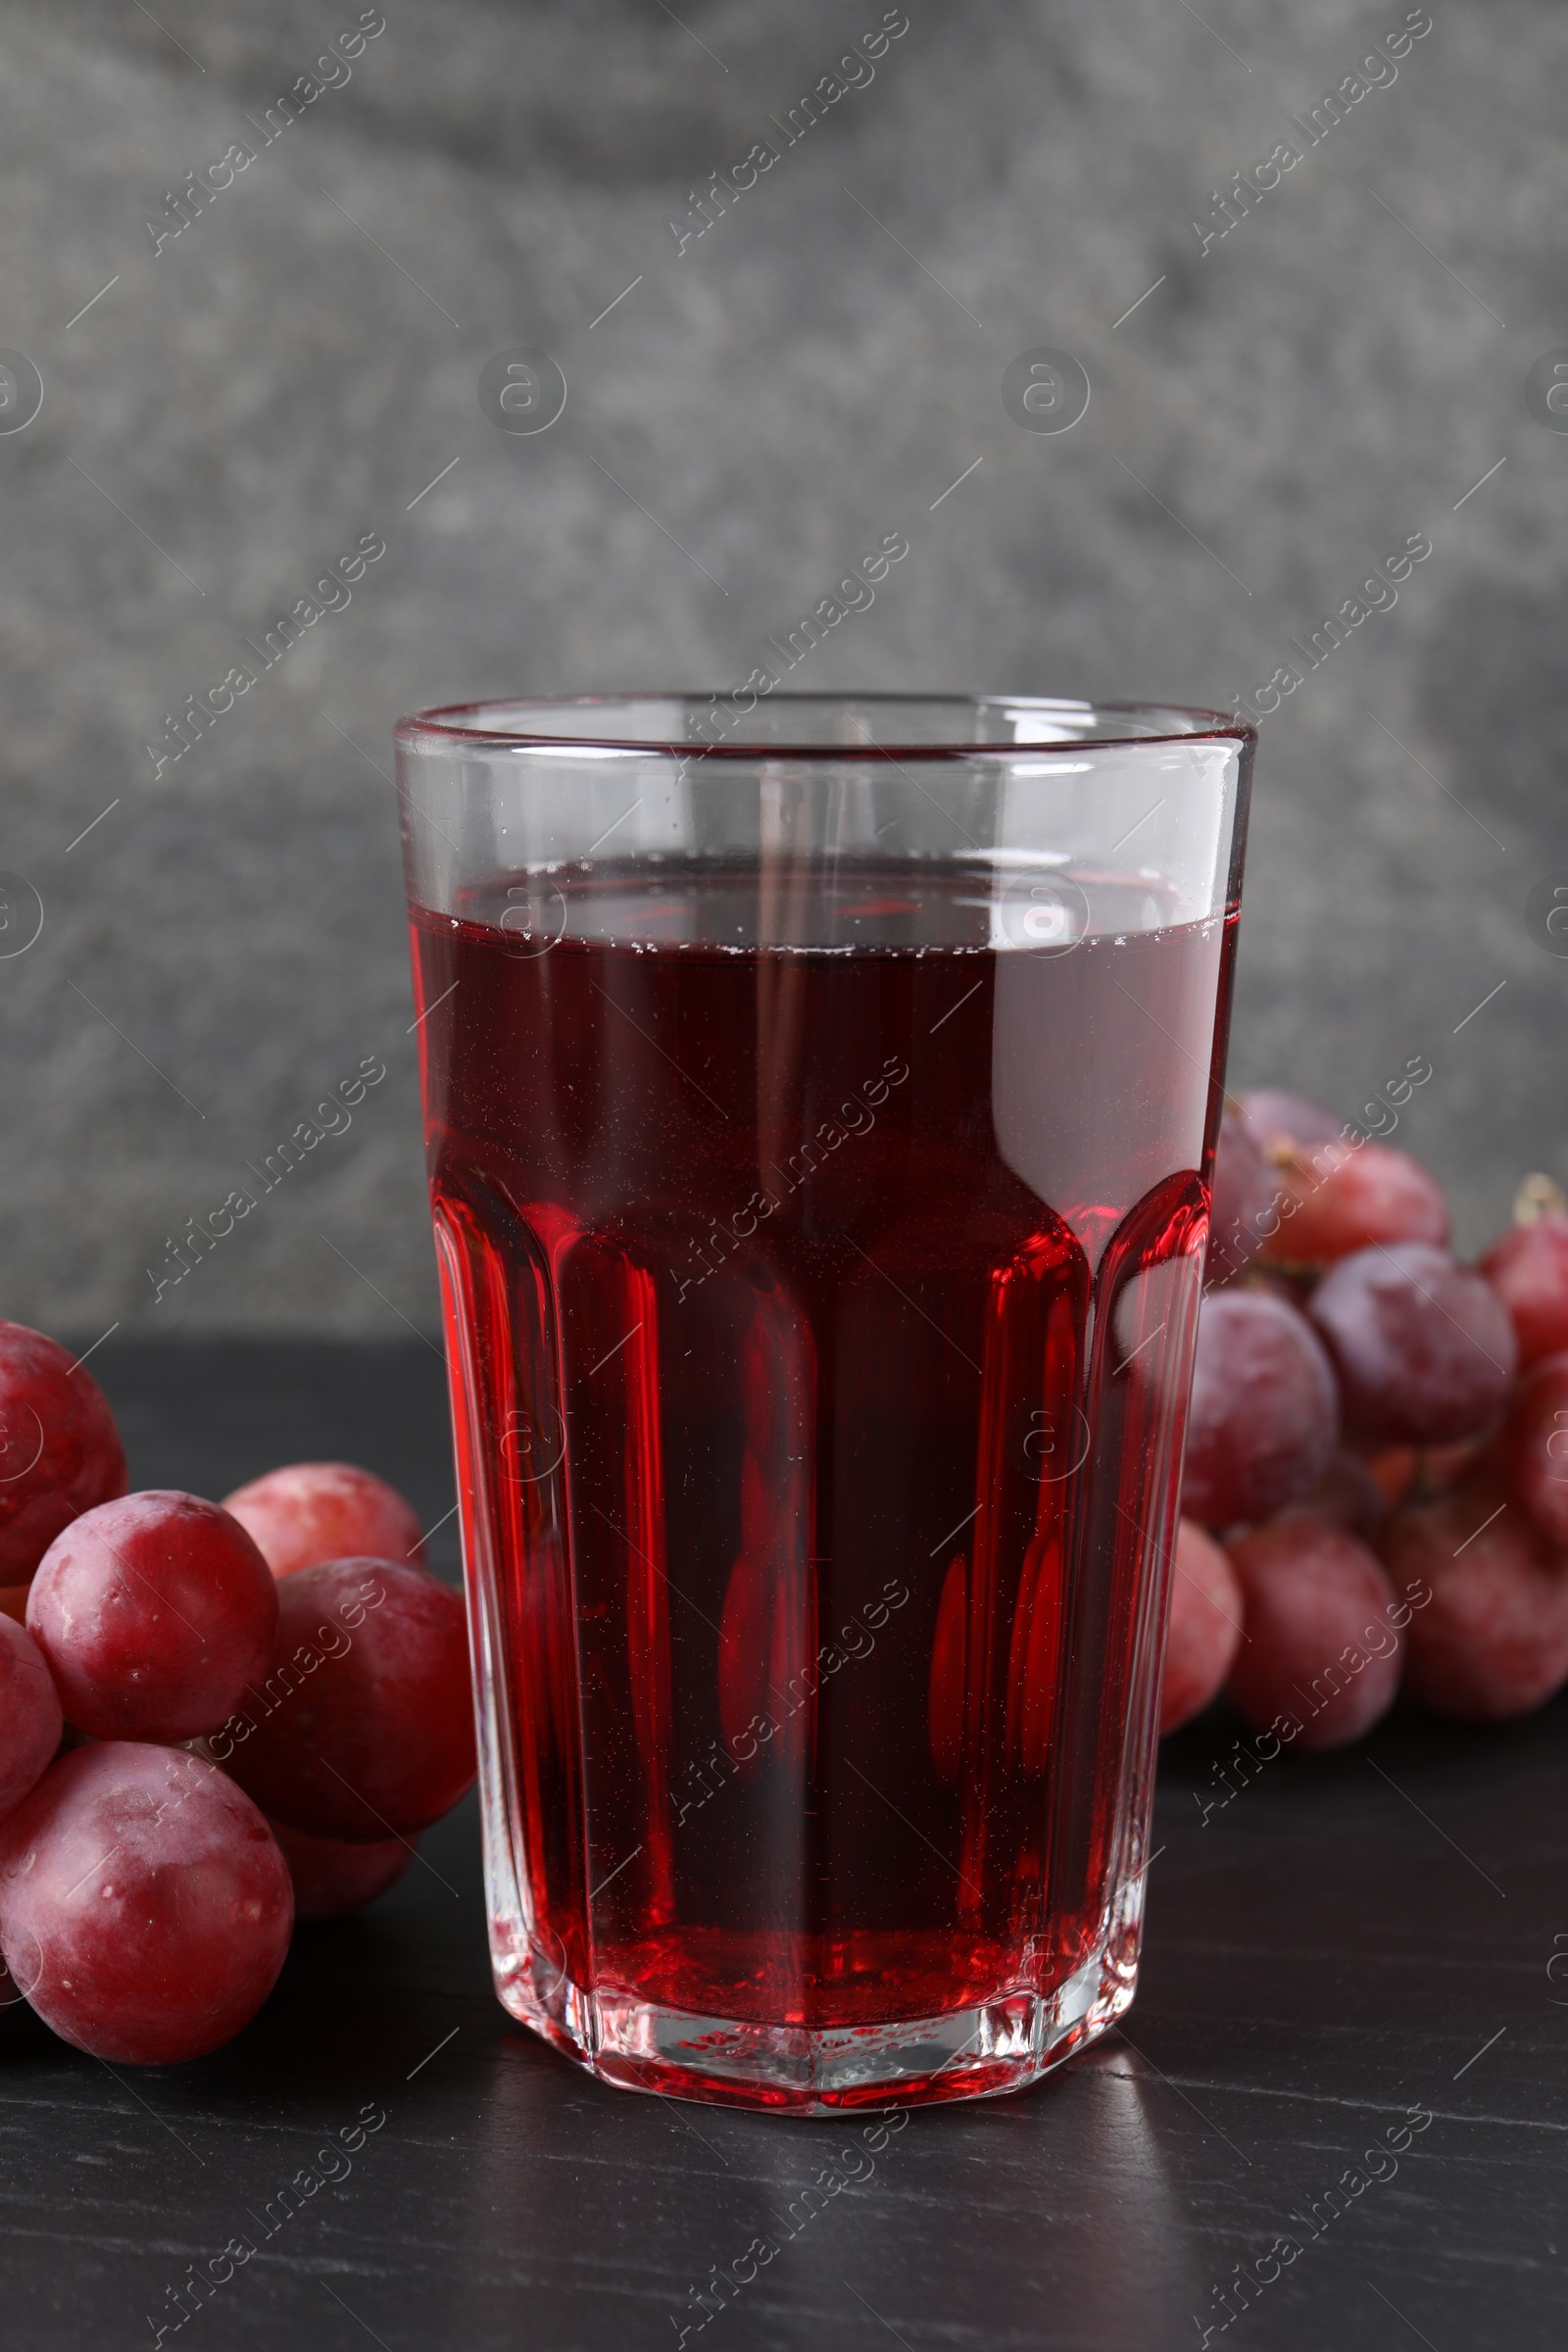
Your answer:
0;0;1562;1342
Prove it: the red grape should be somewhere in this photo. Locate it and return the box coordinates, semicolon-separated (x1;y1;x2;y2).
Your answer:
0;1321;127;1584
1205;1108;1275;1283
26;1492;278;1743
219;1558;474;1842
1481;1207;1568;1369
0;1741;292;2063
1160;1519;1244;1734
0;1584;27;1628
0;1615;62;1819
1277;1448;1390;1538
1494;1350;1568;1548
1257;1138;1449;1268
1377;1479;1568;1719
269;1817;414;1921
1365;1446;1417;1507
1226;1518;1403;1749
1308;1243;1517;1446
221;1460;426;1580
1410;1437;1484;1499
1238;1089;1344;1156
1182;1290;1340;1528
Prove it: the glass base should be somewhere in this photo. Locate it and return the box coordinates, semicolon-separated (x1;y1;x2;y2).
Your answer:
487;1914;1140;2114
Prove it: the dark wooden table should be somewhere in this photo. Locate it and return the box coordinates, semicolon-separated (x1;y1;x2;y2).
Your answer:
3;1343;1560;2350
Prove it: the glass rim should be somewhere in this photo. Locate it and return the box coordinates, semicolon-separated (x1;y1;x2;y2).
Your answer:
394;692;1256;760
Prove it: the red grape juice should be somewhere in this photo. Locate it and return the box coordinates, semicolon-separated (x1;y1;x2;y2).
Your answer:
410;858;1236;2107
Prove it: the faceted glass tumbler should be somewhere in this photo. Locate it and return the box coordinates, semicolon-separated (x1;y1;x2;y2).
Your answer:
396;695;1253;2113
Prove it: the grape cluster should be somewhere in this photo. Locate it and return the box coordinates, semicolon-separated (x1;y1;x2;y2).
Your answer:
1162;1105;1568;1744
0;1326;473;2065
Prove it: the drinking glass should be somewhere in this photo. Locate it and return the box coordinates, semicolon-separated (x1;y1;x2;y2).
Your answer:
396;694;1253;2113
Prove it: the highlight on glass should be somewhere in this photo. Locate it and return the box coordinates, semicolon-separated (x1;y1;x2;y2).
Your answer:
397;694;1254;2113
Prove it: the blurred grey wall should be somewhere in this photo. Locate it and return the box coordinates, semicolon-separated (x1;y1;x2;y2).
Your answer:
0;0;1562;1341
